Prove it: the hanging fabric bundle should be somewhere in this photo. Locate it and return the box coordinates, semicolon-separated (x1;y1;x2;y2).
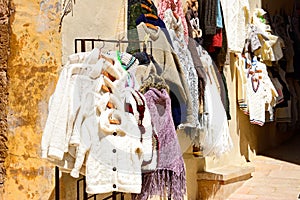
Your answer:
133;87;186;200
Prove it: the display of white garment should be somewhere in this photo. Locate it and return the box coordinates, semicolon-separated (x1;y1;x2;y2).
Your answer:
246;57;278;126
220;0;250;53
235;53;249;113
41;49;100;160
251;9;285;65
201;67;233;157
70;108;144;194
42;48;160;195
163;8;200;129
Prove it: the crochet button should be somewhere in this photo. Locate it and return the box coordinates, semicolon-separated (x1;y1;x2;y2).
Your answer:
112;167;117;171
113;132;117;136
112;149;116;153
113;184;116;188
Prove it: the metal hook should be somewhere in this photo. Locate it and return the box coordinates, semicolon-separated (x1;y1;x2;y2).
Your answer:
99;40;105;52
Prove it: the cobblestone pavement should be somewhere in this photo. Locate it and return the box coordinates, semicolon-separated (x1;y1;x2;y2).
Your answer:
227;133;300;200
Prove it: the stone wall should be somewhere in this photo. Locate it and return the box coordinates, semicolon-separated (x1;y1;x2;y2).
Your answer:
0;0;9;190
4;0;62;199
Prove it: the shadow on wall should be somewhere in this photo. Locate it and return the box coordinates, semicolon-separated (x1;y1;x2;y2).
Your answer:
237;108;297;162
47;173;89;200
47;172;135;200
262;131;300;166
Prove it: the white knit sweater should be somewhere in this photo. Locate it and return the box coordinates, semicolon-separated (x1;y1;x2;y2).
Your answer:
70;108;144;194
42;49;156;194
246;57;278;126
41;49;101;160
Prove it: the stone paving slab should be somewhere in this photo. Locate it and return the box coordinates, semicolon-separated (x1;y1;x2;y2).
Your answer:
227;133;300;200
227;157;300;200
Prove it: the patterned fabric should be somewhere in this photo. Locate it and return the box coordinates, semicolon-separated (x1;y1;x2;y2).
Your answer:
185;7;207;113
163;9;200;132
246;57;278;126
133;88;186;200
136;22;194;128
157;0;189;42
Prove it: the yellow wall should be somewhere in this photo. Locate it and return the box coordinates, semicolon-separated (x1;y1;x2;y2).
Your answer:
5;0;61;199
61;0;128;65
3;0;297;199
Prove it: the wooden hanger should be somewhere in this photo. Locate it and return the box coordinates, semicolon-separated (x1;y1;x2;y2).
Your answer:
107;101;114;109
109;119;120;124
109;114;121;125
146;0;153;5
145;23;158;30
141;4;152;12
101;85;111;93
99;54;115;65
145;13;158;20
102;70;116;82
173;11;179;20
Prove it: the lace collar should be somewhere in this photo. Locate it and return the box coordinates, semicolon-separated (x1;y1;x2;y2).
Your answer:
139;22;161;41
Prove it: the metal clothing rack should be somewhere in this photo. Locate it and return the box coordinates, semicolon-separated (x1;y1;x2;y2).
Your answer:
74;38;153;55
54;38;152;200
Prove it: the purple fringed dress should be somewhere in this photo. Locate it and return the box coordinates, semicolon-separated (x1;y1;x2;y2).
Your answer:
133;88;186;200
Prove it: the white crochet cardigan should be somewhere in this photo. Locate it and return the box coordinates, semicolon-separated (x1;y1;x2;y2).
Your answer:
70;107;145;194
41;49;101;160
42;49;155;194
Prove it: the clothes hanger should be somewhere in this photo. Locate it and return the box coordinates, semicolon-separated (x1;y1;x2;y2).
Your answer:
146;0;153;5
107;101;114;109
139;73;169;94
173;11;179;20
101;84;111;93
141;3;152;12
102;70;116;82
98;40;105;57
109;118;121;125
99;53;115;65
144;13;158;20
145;22;158;30
108;111;121;125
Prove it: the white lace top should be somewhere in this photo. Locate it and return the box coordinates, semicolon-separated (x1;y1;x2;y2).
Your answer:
197;46;233;156
163;9;200;129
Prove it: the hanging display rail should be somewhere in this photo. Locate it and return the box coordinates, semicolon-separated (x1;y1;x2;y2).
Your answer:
74;38;153;55
54;38;152;200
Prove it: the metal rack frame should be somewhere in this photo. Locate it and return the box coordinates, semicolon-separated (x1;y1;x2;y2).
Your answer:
54;38;152;200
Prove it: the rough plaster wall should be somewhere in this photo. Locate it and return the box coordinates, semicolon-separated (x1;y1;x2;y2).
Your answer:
4;0;61;199
61;0;127;65
0;0;9;190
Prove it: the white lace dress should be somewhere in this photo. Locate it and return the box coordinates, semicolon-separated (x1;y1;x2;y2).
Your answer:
163;9;200;130
197;46;233;157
